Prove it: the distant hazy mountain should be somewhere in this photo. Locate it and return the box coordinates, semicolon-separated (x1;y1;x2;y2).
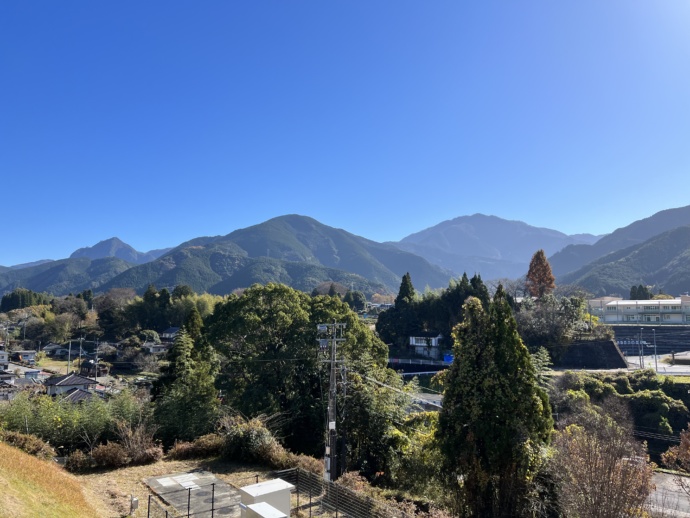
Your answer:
4;259;54;270
102;215;454;295
70;237;171;265
550;205;690;277
393;214;600;280
559;225;690;296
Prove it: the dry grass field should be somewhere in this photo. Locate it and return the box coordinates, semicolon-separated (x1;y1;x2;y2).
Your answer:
0;440;275;518
0;442;101;518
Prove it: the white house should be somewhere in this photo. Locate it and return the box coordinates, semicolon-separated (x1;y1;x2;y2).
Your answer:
142;342;171;354
409;333;444;360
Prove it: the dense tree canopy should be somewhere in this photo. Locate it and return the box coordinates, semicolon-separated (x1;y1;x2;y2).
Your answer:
630;284;653;300
437;287;552;517
205;283;387;455
376;272;491;352
1;288;52;312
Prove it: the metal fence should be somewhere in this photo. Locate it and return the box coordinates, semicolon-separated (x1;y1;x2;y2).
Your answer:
145;468;414;518
146;493;178;518
144;480;238;518
270;468;414;518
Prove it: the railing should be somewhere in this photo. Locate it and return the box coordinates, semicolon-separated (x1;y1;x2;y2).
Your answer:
388;357;451;366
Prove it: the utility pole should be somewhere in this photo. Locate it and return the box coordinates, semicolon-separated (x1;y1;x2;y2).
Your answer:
639;327;644;370
653;329;658;372
317;320;346;482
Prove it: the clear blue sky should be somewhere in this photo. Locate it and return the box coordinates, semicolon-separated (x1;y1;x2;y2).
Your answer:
2;1;689;266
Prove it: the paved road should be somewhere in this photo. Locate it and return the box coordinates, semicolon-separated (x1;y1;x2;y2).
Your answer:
651;473;690;517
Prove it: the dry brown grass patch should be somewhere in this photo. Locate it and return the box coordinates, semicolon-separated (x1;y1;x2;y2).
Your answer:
0;442;99;518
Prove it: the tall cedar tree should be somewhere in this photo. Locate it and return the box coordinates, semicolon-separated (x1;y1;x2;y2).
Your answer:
437;286;552;517
395;272;416;306
525;249;556;298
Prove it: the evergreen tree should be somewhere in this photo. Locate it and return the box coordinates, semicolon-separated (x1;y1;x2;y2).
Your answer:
153;329;219;444
525;249;556;298
395;272;416;306
630;285;639;300
376;273;422;349
172;284;194;300
327;283;340;298
342;290;366;312
437;286;552;517
184;306;204;343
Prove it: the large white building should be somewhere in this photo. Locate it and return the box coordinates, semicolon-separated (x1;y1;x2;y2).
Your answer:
589;295;690;324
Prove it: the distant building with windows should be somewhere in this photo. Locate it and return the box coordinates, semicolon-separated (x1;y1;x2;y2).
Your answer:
409;332;443;359
589;295;690;324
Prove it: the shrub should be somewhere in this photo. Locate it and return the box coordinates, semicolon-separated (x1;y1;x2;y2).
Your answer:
131;446;163;465
92;442;129;468
167;441;195;460
218;415;321;471
65;449;92;473
0;430;55;460
193;433;225;456
167;434;224;460
221;416;278;464
115;420;161;465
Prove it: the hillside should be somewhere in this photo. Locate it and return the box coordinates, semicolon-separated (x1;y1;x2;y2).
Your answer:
0;216;450;297
550;205;690;277
559;225;690;296
394;214;599;280
103;215;451;295
0;257;132;296
0;442;100;518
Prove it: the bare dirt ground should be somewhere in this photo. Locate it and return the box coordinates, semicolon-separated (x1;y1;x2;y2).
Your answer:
76;457;273;517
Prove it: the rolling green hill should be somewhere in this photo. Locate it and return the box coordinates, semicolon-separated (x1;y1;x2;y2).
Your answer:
559;225;690;296
0;257;132;296
103;215;450;295
1;216;448;297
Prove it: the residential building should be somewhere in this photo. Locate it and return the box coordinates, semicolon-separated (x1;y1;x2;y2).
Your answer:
44;373;97;396
160;327;180;342
409;332;444;360
142;342;171;354
11;350;37;365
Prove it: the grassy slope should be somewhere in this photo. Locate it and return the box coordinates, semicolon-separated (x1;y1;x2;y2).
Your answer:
0;442;100;518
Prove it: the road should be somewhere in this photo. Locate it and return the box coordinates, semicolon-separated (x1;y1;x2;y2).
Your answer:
651;472;690;517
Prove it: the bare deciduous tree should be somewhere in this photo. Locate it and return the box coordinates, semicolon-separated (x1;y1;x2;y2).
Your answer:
552;410;654;518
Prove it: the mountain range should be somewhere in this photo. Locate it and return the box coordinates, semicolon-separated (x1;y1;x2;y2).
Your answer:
2;207;690;298
392;214;600;280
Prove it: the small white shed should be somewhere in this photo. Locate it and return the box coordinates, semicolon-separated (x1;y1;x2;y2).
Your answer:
239;478;294;517
245;502;287;518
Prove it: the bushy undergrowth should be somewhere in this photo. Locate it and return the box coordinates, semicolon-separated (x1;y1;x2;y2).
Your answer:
65;449;91;473
218;415;321;473
0;430;56;460
167;433;225;459
92;441;129;468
